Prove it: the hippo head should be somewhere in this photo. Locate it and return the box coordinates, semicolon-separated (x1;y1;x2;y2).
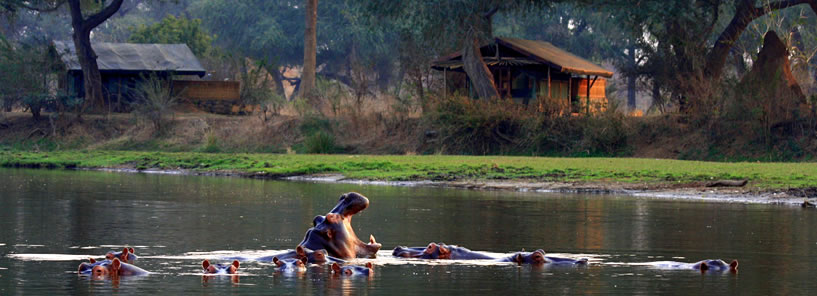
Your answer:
106;247;137;263
295;245;328;264
699;259;739;273
202;260;240;274
88;258;124;279
298;192;381;259
420;242;451;259
391;242;450;259
331;262;373;276
511;249;547;265
273;256;308;272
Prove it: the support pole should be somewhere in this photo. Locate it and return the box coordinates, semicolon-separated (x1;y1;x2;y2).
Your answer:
586;75;591;115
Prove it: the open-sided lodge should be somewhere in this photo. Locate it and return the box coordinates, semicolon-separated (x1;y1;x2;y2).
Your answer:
432;37;613;115
50;41;239;113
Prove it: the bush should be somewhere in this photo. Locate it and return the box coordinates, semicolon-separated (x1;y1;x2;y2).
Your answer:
131;74;178;133
429;96;535;155
304;131;337;154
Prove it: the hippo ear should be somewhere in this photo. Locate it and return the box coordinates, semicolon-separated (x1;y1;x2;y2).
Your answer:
89;258;96;264
122;247;129;254
202;260;211;270
438;245;450;255
106;252;114;260
128;247;135;254
112;258;121;271
232;260;240;269
78;262;88;272
514;253;523;264
730;260;738;272
296;245;306;257
331;263;341;274
365;262;373;269
273;257;282;267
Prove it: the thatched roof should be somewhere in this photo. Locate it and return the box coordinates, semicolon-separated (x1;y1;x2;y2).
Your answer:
432;37;613;78
52;41;206;77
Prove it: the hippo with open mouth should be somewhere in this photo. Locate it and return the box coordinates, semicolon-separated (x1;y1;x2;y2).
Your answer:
298;192;381;259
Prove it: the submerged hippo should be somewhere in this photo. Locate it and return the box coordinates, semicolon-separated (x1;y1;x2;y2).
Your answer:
393;243;588;265
202;260;240;274
78;258;148;278
273;256;308;273
254;245;342;264
298;192;381;259
106;247;137;263
646;259;738;273
393;242;494;260
330;262;374;276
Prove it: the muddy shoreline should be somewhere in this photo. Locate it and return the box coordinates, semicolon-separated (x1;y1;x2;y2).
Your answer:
80;167;813;206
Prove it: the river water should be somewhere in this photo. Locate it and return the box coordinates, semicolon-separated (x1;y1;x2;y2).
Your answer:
0;168;815;295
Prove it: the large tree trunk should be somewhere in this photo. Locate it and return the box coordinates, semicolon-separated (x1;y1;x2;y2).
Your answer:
67;0;124;114
461;23;499;99
705;0;817;79
626;45;637;110
300;0;318;99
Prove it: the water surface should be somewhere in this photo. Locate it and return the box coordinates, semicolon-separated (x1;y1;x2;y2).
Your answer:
0;168;815;295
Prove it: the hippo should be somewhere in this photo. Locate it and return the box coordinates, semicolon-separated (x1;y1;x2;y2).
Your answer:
272;256;308;273
201;260;240;274
298;192;381;259
106;247;137;263
394;244;589;265
78;258;148;278
254;245;342;264
646;259;738;273
330;262;373;276
392;242;494;260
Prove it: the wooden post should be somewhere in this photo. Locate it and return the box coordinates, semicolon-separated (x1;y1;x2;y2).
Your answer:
568;76;572;114
545;67;550;113
586;75;591;115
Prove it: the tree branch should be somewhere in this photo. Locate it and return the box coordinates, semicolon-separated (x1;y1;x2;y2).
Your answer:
84;0;124;30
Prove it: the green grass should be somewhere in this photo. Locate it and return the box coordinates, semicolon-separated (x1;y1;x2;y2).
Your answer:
1;150;816;189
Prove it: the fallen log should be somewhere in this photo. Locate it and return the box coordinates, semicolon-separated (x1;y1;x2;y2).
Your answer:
705;180;748;187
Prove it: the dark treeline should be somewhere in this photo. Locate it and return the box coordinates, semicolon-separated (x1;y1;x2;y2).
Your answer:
1;0;817;160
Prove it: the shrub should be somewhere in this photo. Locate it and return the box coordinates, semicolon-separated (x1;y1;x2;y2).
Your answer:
131;74;178;133
304;131;337;154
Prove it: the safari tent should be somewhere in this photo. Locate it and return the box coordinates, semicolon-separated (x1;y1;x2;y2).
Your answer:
51;41;207;111
432;37;613;114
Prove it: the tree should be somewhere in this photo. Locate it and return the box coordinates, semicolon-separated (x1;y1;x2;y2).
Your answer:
704;0;817;79
67;0;124;113
365;0;559;100
300;0;317;100
127;15;213;56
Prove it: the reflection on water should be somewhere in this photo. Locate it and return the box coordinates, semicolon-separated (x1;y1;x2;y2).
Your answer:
0;167;816;294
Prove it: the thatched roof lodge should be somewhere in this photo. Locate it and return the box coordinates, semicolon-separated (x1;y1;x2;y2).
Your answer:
433;37;613;114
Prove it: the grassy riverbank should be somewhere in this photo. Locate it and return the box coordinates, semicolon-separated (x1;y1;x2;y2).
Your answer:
1;150;816;190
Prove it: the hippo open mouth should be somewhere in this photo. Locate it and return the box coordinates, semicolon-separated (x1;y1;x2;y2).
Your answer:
298;192;381;259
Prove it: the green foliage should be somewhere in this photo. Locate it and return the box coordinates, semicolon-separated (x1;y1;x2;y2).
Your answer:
304;131;337;154
130;74;178;133
128;15;214;56
0;37;58;119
